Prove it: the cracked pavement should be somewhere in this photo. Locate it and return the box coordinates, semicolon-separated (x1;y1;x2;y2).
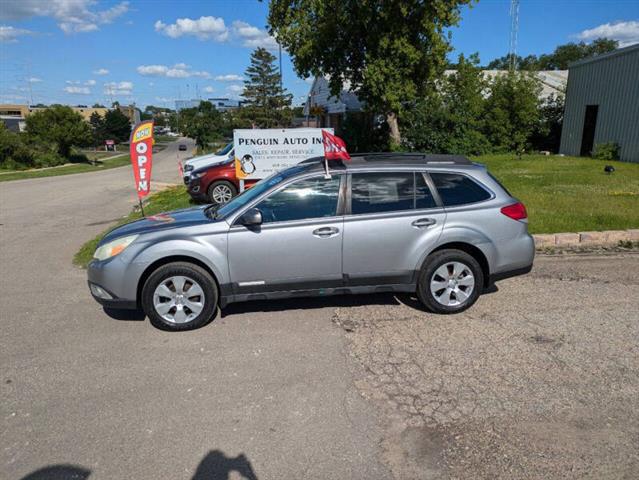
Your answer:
334;253;639;479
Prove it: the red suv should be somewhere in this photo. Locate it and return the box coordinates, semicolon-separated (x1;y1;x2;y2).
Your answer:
186;160;257;205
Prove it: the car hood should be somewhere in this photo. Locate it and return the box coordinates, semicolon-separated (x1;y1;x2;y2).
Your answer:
185;154;231;171
100;206;214;244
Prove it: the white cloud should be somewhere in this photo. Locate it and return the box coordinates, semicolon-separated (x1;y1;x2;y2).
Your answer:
215;74;244;82
576;21;639;48
27;77;42;83
0;0;129;34
104;81;133;95
85;79;96;86
203;86;215;93
67;79;96;86
154;16;228;41
64;86;91;95
93;68;109;75
0;93;27;101
232;20;278;50
155;96;172;103
0;25;35;43
137;63;211;79
227;84;243;93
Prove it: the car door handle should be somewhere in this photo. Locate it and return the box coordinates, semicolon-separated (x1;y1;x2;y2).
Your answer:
313;226;340;238
412;218;436;228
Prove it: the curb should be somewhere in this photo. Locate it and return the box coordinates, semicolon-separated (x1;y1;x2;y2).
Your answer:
533;229;639;247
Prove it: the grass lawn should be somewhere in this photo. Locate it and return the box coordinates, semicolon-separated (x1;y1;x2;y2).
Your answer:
475;154;639;234
74;186;193;268
74;154;639;268
0;154;131;182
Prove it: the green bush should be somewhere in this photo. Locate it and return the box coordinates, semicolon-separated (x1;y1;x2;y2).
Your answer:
593;142;620;161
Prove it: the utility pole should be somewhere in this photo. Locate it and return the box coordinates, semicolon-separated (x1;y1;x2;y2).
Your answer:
509;0;520;71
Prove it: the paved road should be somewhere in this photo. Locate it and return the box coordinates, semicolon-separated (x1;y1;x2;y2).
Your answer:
0;139;390;480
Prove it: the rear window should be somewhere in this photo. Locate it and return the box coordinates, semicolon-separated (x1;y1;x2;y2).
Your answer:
430;172;491;206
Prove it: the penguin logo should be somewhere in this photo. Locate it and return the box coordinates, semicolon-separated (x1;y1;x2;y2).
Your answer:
240;154;256;174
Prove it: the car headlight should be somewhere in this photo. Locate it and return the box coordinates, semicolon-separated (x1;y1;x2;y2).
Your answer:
184;164;194;172
93;235;138;261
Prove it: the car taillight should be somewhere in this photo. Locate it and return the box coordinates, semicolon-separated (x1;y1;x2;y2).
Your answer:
501;202;527;221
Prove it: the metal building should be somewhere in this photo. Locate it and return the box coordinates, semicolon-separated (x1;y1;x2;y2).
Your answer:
560;44;639;162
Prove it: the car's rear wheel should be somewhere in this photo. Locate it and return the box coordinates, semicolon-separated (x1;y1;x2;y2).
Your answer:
417;249;483;314
141;262;218;331
208;180;237;205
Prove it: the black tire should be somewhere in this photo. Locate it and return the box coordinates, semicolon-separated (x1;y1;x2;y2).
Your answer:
141;262;218;331
417;249;484;314
208;180;237;205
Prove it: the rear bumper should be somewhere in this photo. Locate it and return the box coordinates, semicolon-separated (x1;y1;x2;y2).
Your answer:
488;263;533;284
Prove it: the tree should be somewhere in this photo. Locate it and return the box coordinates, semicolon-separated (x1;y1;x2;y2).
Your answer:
92;103;106;108
486;38;619;71
402;53;490;155
241;47;292;127
536;38;618;69
483;72;542;154
268;0;473;145
103;109;131;142
179;101;223;149
89;111;106;148
25;105;91;158
530;94;564;152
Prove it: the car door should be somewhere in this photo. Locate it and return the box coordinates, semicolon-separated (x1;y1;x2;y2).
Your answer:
227;174;344;294
342;170;446;286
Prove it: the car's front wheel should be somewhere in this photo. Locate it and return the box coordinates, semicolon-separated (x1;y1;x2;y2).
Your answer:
141;262;218;331
417;249;483;314
208;180;237;205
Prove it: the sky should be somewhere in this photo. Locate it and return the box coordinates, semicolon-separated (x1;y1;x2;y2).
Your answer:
1;0;638;110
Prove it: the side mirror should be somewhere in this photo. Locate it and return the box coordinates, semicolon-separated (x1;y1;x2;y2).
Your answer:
238;208;262;227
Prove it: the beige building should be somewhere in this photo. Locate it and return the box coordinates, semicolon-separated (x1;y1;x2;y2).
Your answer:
0;104;139;132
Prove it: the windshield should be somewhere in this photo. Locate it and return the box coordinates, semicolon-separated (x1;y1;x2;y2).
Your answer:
215;142;233;156
211;164;311;220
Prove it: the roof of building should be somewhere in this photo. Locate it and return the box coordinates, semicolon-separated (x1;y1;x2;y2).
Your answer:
569;43;639;68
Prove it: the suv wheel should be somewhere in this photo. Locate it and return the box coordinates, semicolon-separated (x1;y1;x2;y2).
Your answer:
141;262;218;331
208;180;237;205
417;249;483;314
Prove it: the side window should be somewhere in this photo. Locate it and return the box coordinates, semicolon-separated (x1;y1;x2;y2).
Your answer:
415;172;437;209
255;176;341;223
430;172;491;206
351;172;414;214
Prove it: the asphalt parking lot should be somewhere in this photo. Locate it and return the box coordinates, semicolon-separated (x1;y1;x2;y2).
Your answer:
1;141;638;478
334;253;639;479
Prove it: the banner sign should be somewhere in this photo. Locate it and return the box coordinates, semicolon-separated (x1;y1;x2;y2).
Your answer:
322;129;351;161
129;120;154;199
233;128;332;180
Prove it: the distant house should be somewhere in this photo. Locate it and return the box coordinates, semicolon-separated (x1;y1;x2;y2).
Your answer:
304;70;568;133
560;44;639;162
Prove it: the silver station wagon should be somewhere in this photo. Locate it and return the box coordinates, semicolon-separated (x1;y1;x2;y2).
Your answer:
88;153;534;331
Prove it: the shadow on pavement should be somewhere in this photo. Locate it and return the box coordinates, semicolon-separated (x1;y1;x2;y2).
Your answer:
102;307;146;321
19;450;259;480
221;292;406;317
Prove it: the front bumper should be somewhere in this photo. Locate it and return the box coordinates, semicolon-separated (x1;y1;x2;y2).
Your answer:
87;258;139;310
88;281;137;309
186;177;210;202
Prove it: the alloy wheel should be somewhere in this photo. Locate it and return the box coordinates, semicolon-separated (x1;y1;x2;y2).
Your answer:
429;261;475;307
153;275;205;324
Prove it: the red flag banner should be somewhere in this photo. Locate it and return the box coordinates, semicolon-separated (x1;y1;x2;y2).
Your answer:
322;129;350;161
129;121;154;199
